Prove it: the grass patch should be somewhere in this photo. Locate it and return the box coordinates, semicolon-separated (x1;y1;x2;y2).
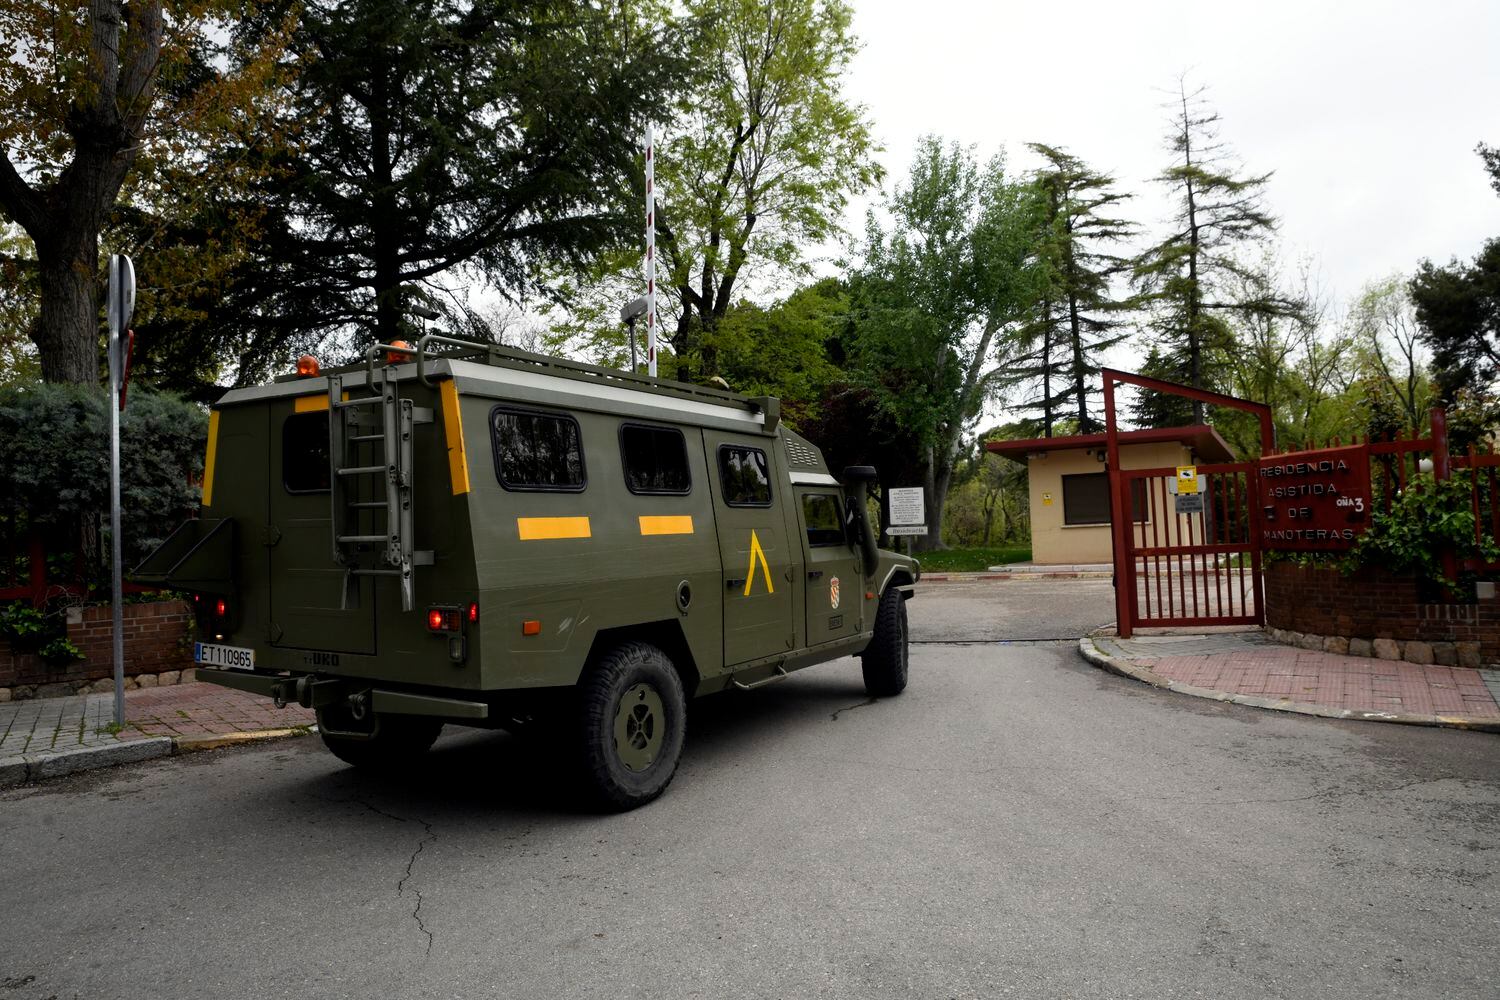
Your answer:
911;545;1031;572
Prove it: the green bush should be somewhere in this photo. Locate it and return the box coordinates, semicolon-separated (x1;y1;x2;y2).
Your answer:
0;384;207;568
1344;475;1498;589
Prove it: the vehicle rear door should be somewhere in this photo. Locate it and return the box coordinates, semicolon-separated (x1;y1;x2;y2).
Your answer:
266;397;377;655
702;431;795;666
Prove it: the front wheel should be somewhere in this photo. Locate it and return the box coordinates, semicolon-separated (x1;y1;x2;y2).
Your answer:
860;587;909;697
575;642;687;811
316;706;444;770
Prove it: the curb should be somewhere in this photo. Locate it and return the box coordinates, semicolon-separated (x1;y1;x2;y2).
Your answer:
0;726;314;790
1076;637;1500;733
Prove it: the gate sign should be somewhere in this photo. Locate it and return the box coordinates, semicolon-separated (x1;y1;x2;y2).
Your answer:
1176;466;1199;494
1259;445;1372;551
887;487;926;538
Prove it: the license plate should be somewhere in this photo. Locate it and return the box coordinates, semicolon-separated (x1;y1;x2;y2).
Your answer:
195;642;256;670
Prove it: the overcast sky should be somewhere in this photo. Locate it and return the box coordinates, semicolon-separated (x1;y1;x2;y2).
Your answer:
837;0;1500;363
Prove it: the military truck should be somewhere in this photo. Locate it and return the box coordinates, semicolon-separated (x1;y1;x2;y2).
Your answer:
136;335;918;809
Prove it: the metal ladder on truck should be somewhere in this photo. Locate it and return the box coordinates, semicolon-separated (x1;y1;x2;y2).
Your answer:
326;366;433;611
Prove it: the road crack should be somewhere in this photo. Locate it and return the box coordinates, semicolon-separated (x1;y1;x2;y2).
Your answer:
360;800;437;955
830;697;877;721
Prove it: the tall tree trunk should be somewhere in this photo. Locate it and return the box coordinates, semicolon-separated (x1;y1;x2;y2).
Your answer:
34;243;101;385
1040;299;1054;437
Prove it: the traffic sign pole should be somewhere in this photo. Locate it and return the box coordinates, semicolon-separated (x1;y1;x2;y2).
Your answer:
106;255;135;727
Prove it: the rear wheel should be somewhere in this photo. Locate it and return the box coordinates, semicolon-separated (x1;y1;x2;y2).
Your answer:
860;587;909;697
316;705;444;770
575;642;687;811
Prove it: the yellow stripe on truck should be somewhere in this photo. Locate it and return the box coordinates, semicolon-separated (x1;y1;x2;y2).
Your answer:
440;380;471;495
202;410;220;508
293;391;348;413
517;516;591;541
638;515;694;536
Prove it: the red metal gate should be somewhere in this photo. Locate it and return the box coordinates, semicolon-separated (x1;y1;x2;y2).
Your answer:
1102;369;1272;637
1121;463;1263;630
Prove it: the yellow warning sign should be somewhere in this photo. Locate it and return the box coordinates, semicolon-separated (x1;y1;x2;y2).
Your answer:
744;530;774;596
1176;466;1199;495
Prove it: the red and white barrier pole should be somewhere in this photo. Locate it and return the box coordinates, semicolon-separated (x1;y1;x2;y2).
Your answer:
645;126;657;379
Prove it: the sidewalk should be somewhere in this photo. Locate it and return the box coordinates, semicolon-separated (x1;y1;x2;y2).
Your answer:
1081;631;1500;731
0;676;315;788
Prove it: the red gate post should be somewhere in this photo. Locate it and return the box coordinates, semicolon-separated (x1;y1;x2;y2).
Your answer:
1431;406;1458;587
1102;373;1133;637
28;532;46;608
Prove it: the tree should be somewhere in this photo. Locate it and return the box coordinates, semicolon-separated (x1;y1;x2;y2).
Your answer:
0;1;294;388
647;0;878;381
211;0;689;356
1410;144;1500;407
850;137;1040;551
0;0;167;384
1010;144;1136;434
1350;277;1433;438
1133;78;1300;423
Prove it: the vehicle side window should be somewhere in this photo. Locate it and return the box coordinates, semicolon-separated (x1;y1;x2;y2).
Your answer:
718;445;772;507
620;424;691;495
802;494;845;547
283;411;330;494
490;406;586;492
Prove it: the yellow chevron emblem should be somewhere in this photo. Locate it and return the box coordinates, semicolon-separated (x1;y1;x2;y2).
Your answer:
744;529;774;596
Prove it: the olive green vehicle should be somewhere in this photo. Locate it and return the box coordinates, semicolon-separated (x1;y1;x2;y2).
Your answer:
136;336;918;809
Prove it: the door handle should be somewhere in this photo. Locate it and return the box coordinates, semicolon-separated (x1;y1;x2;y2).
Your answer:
807;570;824;580
726;578;745;590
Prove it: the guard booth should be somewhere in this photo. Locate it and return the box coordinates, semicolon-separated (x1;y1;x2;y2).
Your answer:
1100;370;1273;638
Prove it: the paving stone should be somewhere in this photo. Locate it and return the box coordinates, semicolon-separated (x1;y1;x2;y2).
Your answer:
1349;638;1373;658
1432;641;1458;667
1373;638;1401;660
1457;642;1482;669
1323;636;1350;655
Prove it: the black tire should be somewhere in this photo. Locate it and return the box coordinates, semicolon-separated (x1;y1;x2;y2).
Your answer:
574;641;687;811
316;707;444;770
861;587;909;697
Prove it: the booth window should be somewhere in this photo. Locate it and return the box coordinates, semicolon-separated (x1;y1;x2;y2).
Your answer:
490;406;586;491
620;424;691;495
1062;472;1146;525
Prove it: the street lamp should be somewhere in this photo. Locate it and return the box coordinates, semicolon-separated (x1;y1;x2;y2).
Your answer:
620;295;648;374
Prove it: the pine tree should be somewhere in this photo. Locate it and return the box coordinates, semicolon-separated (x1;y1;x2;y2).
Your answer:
1133;78;1300;424
1020;144;1136;433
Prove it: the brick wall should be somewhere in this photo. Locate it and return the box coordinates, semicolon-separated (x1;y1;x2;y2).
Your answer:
1265;562;1500;661
0;600;193;693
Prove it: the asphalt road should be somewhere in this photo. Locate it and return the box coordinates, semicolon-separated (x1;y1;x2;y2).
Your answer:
909;577;1116;641
3;587;1498;1000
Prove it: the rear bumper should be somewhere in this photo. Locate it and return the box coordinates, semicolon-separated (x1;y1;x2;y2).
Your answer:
194;668;489;720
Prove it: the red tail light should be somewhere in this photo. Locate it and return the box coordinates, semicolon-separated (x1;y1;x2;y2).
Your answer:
215;598;228;618
427;607;463;632
468;602;479;623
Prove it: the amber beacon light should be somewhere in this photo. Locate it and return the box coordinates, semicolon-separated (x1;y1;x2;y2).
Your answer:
295;354;320;377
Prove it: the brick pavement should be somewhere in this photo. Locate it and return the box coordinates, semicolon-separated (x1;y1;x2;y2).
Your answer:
0;677;314;764
1088;631;1500;727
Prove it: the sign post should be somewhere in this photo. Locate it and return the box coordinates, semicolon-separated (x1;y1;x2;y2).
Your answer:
644;126;657;379
106;254;135;727
886;488;926;556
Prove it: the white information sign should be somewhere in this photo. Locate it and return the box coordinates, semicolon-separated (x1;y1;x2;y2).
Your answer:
888;487;925;527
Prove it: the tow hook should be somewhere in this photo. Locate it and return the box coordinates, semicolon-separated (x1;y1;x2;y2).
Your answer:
348;691;369;721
